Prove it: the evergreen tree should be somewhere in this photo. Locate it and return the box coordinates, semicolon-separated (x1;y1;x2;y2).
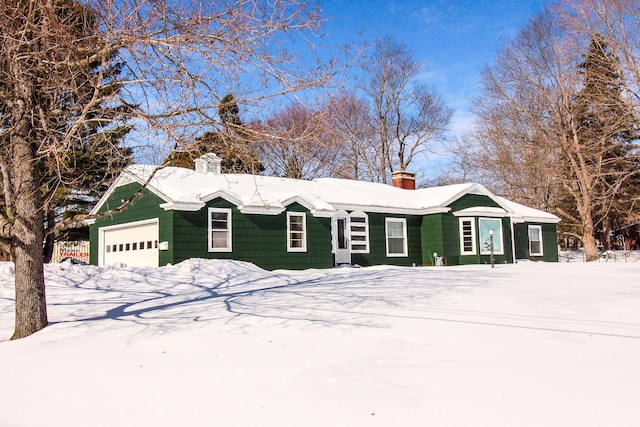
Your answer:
573;35;640;249
166;93;263;173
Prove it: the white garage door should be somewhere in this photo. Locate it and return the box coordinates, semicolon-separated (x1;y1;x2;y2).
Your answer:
99;219;159;267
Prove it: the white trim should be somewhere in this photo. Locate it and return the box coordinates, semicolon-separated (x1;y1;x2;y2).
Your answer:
385;217;408;257
238;205;285;215
349;211;370;254
528;225;544;256
459;218;477;255
512;215;560;224
90;167;171;215
160;202;205;211
287;212;307;252
453;206;509;217
208;208;232;252
98;218;159;267
479;218;504;255
332;212;351;265
440;183;515;215
331;203;449;216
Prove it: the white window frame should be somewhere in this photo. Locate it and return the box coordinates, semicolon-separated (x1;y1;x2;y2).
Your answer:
349;211;369;253
459;218;477;255
287;212;307;252
208;208;232;252
528;225;544;256
385;217;408;257
479;218;504;255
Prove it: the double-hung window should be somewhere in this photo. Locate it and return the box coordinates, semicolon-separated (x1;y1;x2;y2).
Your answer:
349;212;369;253
385;218;407;257
208;208;232;252
459;218;476;255
287;212;307;252
528;225;543;256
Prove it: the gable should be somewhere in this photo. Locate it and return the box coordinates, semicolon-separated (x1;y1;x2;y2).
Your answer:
93;182;166;217
448;194;503;212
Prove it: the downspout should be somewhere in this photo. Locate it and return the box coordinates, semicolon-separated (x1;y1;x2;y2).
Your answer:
510;217;517;264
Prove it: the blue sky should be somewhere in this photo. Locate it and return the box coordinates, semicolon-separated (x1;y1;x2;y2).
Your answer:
319;0;546;138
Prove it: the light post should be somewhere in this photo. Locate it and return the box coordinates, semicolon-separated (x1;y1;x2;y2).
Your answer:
489;229;495;268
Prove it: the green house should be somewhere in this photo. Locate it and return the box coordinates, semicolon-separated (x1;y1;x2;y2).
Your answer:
88;155;560;269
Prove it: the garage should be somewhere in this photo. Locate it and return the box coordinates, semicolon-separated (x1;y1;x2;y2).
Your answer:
98;219;159;267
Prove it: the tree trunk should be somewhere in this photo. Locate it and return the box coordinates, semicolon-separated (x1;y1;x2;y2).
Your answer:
581;209;599;262
43;210;56;264
11;135;47;340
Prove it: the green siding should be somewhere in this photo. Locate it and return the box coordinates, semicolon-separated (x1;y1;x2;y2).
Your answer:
448;194;502;212
424;213;514;266
351;212;422;267
542;223;559;262
420;214;444;265
89;183;171;266
514;222;559;262
171;201;333;270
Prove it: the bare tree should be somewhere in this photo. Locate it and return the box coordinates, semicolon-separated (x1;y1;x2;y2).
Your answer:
324;92;379;181
0;0;346;339
456;3;640;261
360;36;452;182
256;103;343;179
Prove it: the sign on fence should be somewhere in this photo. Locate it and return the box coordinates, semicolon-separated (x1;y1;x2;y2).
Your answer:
52;241;90;264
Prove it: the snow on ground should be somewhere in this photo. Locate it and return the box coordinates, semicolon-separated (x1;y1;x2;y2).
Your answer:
1;258;639;426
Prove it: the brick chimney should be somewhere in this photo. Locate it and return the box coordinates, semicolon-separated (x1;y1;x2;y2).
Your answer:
391;171;416;190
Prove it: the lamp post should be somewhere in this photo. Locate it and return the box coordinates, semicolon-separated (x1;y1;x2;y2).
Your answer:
489;229;495;268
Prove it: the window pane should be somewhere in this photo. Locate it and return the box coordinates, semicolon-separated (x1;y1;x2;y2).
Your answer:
479;219;502;254
211;212;228;230
289;216;303;232
388;237;404;254
349;213;369;253
531;241;542;255
529;227;541;241
387;221;403;238
211;232;229;248
461;220;474;253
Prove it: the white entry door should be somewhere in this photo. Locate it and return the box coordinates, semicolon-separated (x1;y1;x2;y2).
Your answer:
99;219;159;267
332;214;351;266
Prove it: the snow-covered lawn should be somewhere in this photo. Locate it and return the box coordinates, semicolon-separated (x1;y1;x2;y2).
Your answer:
1;259;639;426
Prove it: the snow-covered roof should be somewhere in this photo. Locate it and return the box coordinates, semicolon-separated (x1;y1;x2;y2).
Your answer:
91;165;558;223
497;197;560;224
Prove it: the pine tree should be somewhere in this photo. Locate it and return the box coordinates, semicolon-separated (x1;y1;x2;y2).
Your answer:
573;35;640;250
166;93;263;173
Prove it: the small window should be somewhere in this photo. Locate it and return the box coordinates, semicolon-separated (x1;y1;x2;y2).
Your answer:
147;241;152;249
208;208;232;252
125;243;131;251
529;225;543;256
119;244;124;252
287;212;307;252
349;212;369;253
106;245;111;253
479;218;504;255
459;218;476;255
140;241;145;250
385;218;407;257
132;242;138;251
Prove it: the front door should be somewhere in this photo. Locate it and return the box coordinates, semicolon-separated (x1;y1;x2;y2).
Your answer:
333;214;351;265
